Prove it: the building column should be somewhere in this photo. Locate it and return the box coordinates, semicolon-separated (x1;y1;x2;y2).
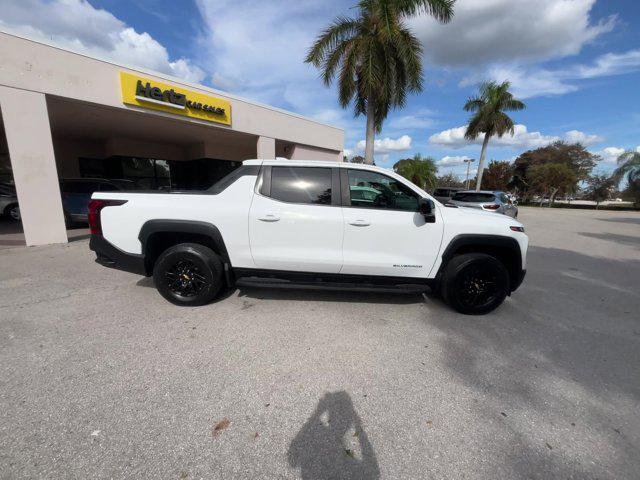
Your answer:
0;86;67;246
256;136;275;159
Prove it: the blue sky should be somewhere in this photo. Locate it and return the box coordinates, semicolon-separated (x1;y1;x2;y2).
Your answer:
1;0;639;179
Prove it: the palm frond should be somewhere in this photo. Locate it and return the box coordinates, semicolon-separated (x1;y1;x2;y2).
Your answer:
503;98;525;111
390;0;456;22
321;37;354;86
463;97;483;112
465;115;483;140
305;17;360;66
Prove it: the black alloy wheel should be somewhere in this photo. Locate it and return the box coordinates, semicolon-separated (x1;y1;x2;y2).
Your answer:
456;265;502;311
441;253;509;315
164;259;209;298
153;243;223;306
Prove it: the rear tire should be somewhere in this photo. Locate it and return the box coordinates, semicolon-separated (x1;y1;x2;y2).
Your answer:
5;203;20;221
440;253;509;315
153;243;223;306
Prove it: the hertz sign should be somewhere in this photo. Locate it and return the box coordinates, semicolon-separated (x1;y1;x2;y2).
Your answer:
120;72;231;126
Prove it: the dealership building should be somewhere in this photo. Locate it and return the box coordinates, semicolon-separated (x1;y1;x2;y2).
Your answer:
0;32;344;246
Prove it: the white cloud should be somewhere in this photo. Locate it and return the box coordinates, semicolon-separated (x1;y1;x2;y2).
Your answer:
308;108;347;126
597;147;626;163
429;124;559;149
210;72;239;91
564;130;603;146
437;156;472;167
429;125;603;150
409;0;615;67
386;109;435;130
356;135;412;154
474;49;640;98
0;0;205;82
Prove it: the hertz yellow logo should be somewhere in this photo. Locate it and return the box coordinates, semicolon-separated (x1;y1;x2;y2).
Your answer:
120;71;231;126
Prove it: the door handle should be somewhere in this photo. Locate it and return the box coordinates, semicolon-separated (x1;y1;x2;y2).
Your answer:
258;213;280;222
349;219;370;227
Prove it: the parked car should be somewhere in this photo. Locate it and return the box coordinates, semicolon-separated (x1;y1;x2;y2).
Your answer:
432;187;463;204
1;178;141;224
61;178;140;224
0;182;20;221
447;190;518;218
89;160;528;315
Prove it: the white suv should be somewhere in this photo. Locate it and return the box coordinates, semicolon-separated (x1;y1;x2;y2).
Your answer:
89;160;528;314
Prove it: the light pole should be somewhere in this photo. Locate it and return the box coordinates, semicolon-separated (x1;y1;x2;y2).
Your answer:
463;158;475;190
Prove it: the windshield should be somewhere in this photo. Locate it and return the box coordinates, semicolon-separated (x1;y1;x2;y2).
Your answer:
451;192;496;202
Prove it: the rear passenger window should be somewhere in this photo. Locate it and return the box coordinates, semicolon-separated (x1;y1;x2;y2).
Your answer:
270;167;332;205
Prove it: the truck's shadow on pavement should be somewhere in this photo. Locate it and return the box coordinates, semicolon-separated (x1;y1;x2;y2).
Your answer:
288;391;380;480
237;286;426;305
578;231;640;249
424;246;640;479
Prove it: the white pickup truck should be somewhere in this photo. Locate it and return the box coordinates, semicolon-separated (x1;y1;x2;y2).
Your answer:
89;159;528;314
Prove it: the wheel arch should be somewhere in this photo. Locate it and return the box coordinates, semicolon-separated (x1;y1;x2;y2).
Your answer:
138;220;231;280
437;234;522;293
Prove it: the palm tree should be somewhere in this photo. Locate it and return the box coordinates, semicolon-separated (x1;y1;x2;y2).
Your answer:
464;81;525;190
306;0;455;164
614;150;640;184
614;150;640;206
393;153;438;190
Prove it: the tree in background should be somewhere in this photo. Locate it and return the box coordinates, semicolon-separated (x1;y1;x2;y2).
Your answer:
350;155;366;164
583;174;615;209
463;81;525;190
528;163;577;206
306;0;455;164
622;181;640;206
393;153;438;190
481;160;513;191
512;142;598;201
436;172;464;188
613;150;640;206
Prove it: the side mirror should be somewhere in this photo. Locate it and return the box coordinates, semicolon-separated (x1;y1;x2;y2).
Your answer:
419;198;436;223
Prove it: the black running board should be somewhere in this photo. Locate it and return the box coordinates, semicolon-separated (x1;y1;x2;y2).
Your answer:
235;278;429;294
233;268;432;294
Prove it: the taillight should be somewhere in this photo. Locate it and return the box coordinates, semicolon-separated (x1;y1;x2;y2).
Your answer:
482;203;500;210
88;199;127;235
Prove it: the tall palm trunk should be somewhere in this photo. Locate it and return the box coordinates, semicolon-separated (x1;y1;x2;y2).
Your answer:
364;101;375;165
475;133;491;191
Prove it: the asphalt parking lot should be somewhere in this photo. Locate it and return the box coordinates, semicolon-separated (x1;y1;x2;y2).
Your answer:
1;207;639;479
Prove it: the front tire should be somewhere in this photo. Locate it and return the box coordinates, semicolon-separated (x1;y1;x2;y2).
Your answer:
441;253;509;315
153;243;224;306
